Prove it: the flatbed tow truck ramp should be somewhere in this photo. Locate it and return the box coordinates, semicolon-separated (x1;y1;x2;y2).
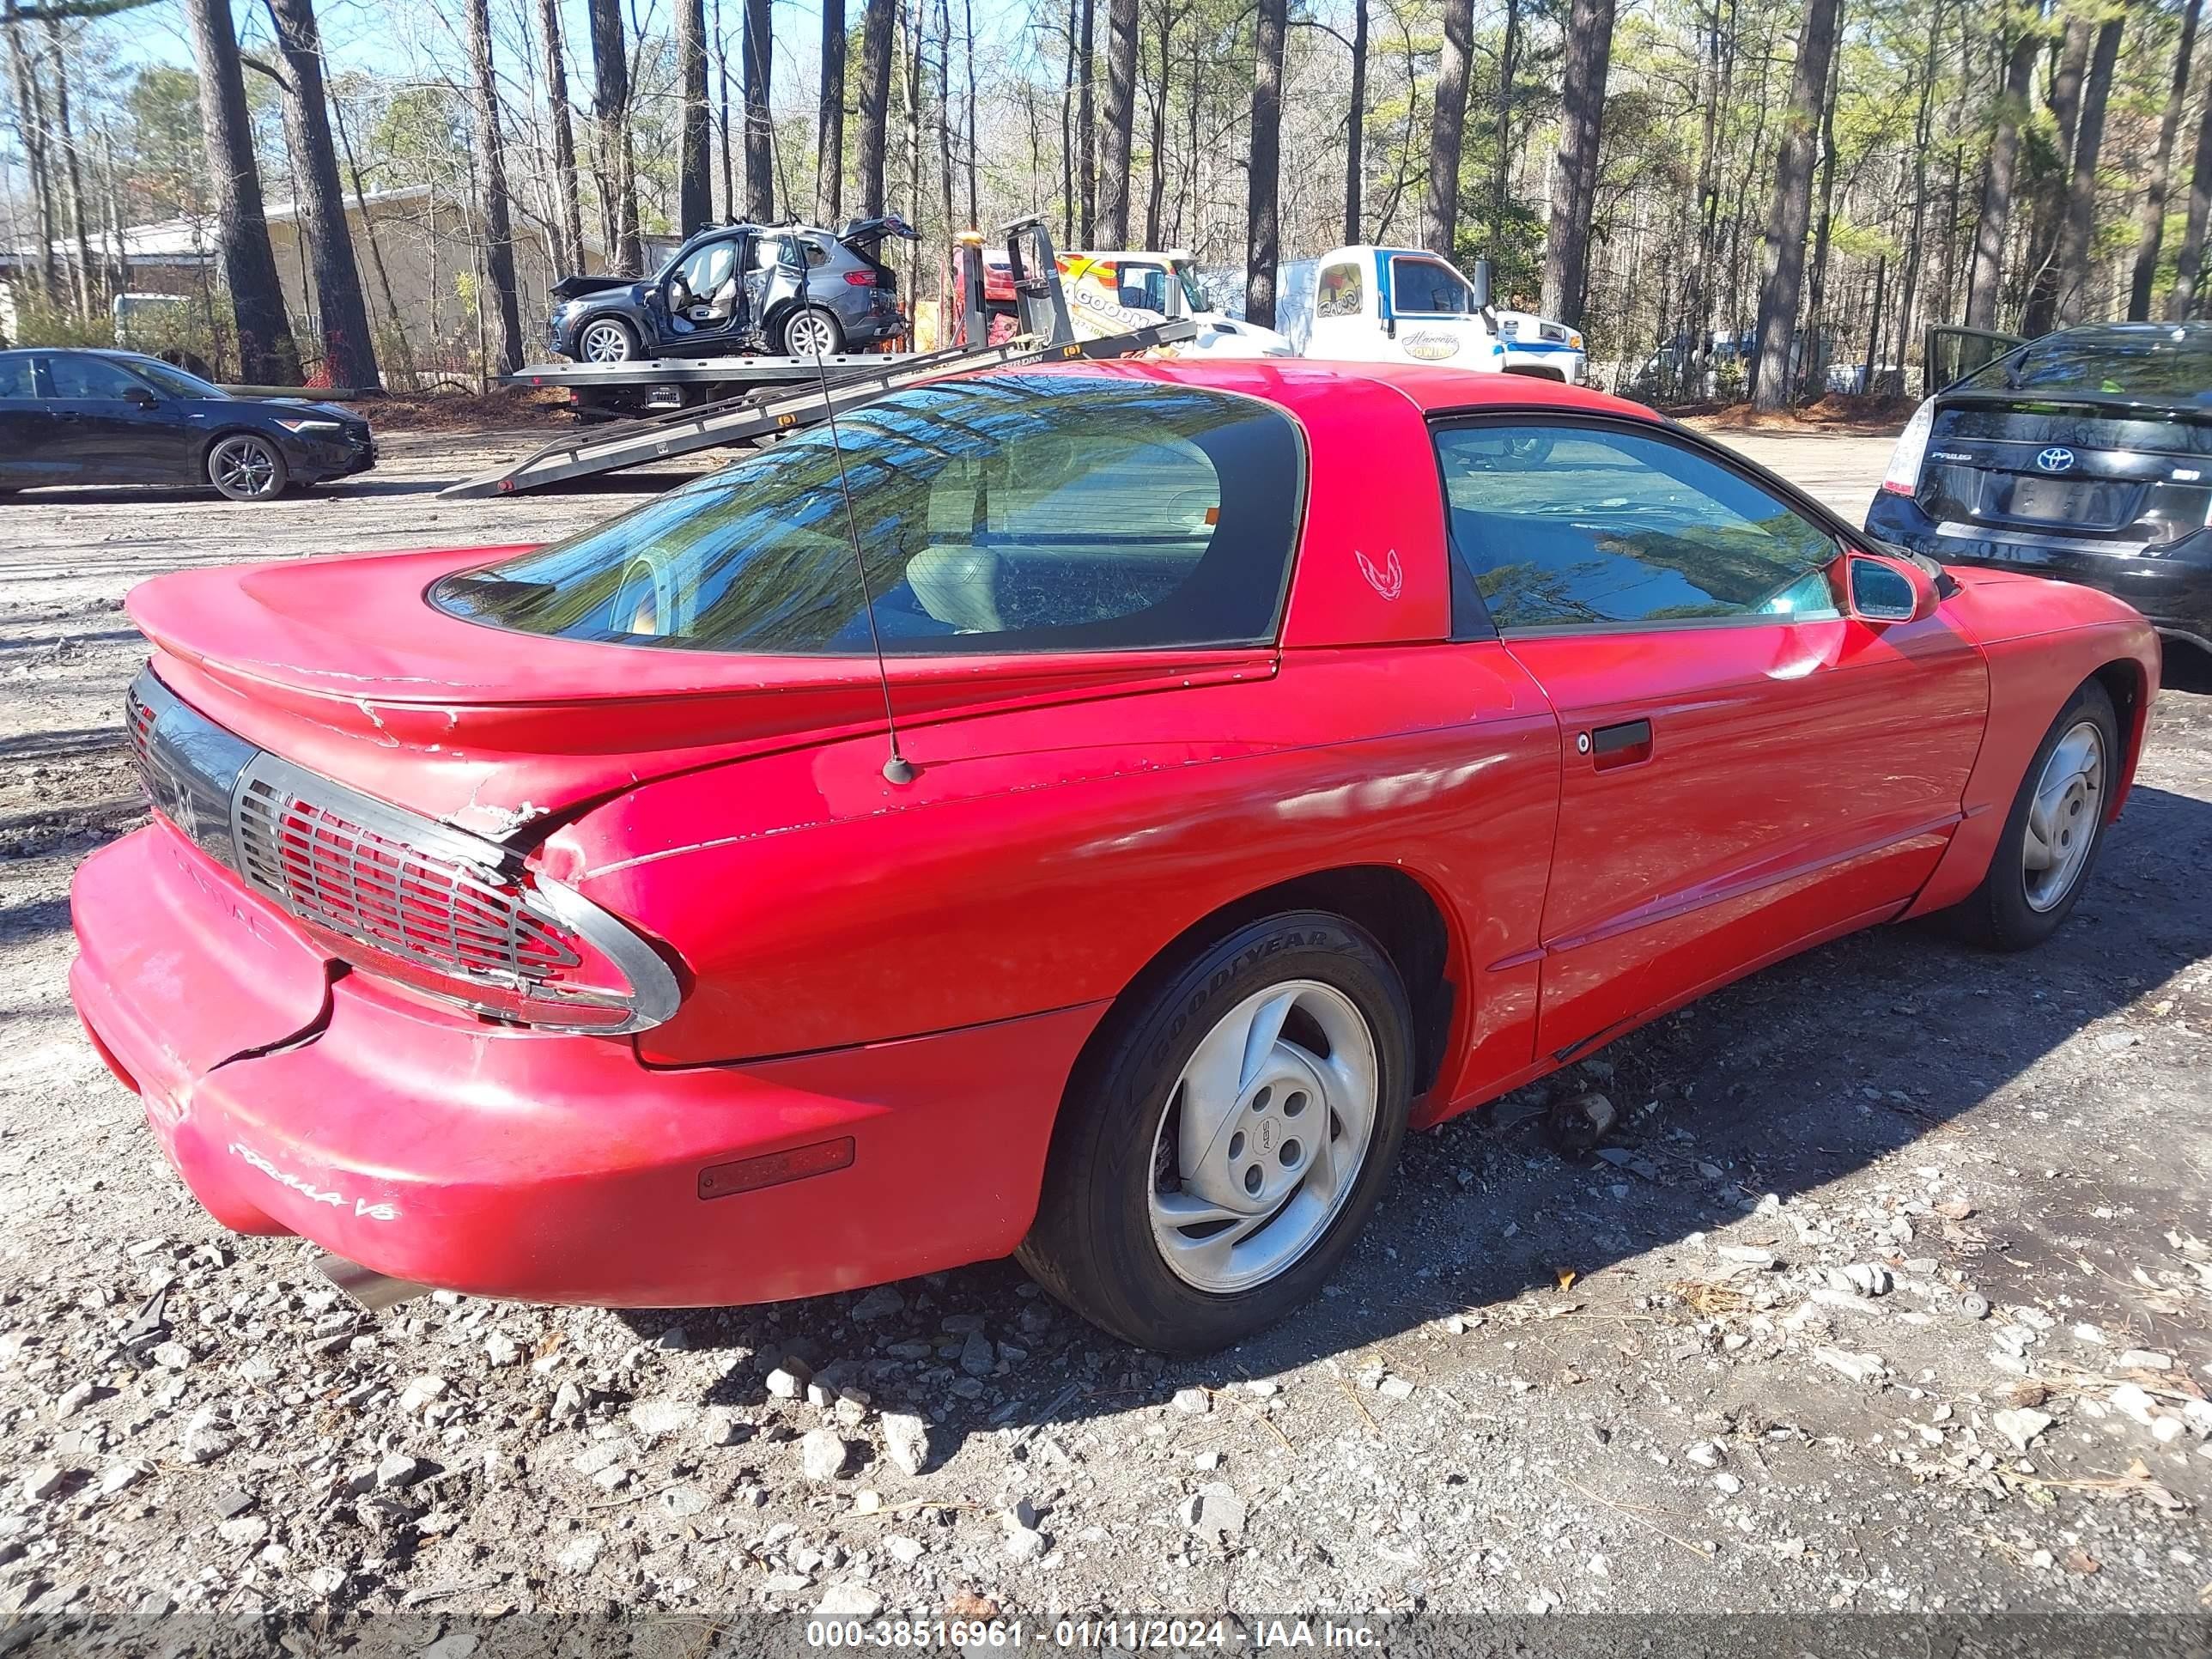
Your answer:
446;217;1188;500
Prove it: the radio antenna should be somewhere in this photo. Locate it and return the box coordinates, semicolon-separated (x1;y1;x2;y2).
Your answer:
792;234;915;786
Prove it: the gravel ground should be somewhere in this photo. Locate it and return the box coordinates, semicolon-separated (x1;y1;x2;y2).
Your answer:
0;427;2207;1626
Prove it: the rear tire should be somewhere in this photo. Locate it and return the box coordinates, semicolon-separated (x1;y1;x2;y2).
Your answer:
1952;679;2119;951
1018;909;1413;1354
778;307;845;358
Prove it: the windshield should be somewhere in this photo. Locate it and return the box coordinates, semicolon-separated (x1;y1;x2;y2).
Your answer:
1967;328;2212;403
432;376;1304;656
1171;262;1209;313
128;358;230;399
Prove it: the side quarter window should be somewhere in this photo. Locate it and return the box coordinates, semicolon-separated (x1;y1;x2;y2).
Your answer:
1316;262;1364;318
1436;422;1843;631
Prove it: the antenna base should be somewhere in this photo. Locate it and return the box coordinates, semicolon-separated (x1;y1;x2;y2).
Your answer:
882;756;918;786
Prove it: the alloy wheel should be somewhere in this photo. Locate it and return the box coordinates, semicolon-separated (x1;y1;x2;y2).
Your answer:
210;437;280;500
1147;980;1379;1294
580;321;635;363
2022;718;2105;913
787;311;840;359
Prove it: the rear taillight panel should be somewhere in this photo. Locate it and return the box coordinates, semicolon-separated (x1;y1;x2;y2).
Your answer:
125;665;678;1035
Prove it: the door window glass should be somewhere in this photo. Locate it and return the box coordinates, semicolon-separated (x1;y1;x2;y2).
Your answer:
46;355;146;399
0;356;33;398
1316;262;1363;318
674;238;738;298
1390;257;1474;316
1437;423;1842;629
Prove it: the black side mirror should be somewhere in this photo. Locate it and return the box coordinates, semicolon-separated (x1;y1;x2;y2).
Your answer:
125;386;159;410
1469;258;1494;313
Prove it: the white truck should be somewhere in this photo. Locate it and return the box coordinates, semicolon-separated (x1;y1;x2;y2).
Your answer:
981;248;1296;359
1274;246;1587;382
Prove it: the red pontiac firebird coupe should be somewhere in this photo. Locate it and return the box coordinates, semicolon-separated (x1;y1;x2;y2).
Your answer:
70;362;2156;1353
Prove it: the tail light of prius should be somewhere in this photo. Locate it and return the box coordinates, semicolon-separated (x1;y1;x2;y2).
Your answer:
1881;398;1936;496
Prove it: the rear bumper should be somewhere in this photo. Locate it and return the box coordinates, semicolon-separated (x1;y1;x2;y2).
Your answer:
1867;490;2212;646
70;825;1102;1307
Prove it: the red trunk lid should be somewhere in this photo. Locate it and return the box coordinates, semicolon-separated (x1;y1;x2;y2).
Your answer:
130;547;1269;838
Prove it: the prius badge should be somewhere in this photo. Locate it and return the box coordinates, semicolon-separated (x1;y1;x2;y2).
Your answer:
2035;447;2075;474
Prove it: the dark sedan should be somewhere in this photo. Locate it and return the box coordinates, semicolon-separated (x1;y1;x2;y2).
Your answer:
0;349;376;502
1866;322;2212;660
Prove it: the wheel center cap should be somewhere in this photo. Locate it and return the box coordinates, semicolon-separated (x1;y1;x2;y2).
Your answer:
1255;1117;1279;1156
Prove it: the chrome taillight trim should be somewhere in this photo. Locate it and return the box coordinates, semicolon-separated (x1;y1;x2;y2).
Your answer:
124;665;679;1035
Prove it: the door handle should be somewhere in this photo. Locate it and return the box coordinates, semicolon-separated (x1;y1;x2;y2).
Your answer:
1583;718;1653;771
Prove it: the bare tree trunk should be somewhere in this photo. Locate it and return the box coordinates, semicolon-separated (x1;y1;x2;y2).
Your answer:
1244;0;1285;325
2174;64;2212;319
331;90;416;386
817;0;846;222
264;0;380;387
963;0;978;227
1060;0;1075;242
1344;0;1367;244
1097;0;1139;244
1890;5;1940;399
1964;19;2035;333
857;0;895;216
2054;13;2121;326
1421;0;1472;254
1145;0;1170;246
1078;0;1096;240
42;16;93;318
586;0;641;272
716;0;736;215
1747;0;1840;410
1540;0;1615;324
535;0;586;271
904;0;921;295
2;0;58;303
2020;14;2088;337
2129;0;2199;320
1489;0;1516;245
180;0;298;379
676;0;712;233
935;0;954;258
465;0;523;374
743;0;773;217
1801;0;1843;396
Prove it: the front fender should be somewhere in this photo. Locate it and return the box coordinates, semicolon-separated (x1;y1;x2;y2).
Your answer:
1903;569;2159;918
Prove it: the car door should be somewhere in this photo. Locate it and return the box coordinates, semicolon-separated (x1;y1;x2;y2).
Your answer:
40;353;198;483
1380;253;1498;370
1435;415;1988;1063
660;234;746;351
0;355;50;485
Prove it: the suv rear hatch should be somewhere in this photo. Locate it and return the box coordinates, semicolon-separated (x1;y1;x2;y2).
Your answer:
836;215;917;292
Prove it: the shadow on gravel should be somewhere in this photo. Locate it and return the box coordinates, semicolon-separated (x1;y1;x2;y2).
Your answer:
604;781;2212;1472
0;726;127;760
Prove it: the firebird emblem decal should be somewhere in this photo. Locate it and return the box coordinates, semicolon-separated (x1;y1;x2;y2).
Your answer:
1356;549;1404;599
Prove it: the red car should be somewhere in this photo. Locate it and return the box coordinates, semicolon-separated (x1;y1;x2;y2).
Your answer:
70;363;2156;1354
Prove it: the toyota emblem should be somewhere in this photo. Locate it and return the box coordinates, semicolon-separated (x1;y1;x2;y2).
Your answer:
2035;447;2075;474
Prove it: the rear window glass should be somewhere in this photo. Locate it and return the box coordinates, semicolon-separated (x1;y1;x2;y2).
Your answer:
1966;328;2212;403
432;376;1303;655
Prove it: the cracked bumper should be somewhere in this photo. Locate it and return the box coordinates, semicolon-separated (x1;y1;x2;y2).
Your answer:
70;824;1102;1307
